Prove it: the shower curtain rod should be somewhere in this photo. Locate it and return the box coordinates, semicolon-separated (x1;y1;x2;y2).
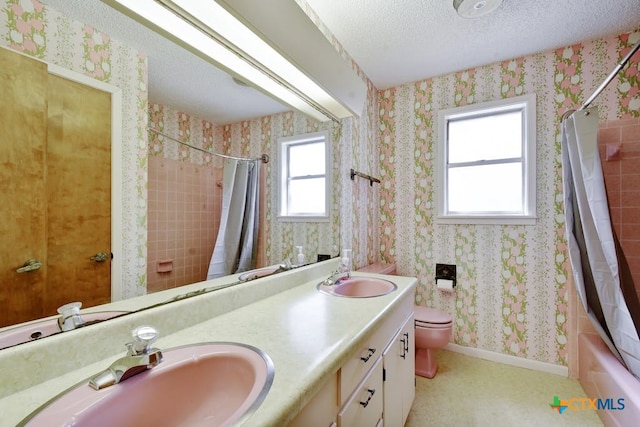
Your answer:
147;128;269;164
579;38;640;112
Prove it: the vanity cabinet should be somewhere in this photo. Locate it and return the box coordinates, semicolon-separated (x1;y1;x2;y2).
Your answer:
290;293;414;427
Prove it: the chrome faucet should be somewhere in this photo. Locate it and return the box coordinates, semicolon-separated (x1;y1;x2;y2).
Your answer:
321;269;351;286
321;251;352;286
89;326;163;390
275;258;293;273
57;302;85;332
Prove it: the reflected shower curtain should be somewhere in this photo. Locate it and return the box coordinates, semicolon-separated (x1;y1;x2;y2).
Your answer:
207;159;260;279
561;107;640;379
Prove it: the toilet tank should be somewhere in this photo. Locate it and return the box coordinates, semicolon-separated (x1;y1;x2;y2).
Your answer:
357;263;397;275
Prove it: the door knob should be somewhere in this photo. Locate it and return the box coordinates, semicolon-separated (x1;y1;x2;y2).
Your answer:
16;259;42;273
90;252;109;262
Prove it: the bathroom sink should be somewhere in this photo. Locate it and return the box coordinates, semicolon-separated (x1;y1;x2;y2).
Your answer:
238;266;279;281
0;311;128;350
18;342;274;427
317;277;398;298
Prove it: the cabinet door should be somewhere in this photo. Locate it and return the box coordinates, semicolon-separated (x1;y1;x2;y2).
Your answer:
383;325;403;426
0;47;48;327
383;313;415;427
400;314;415;425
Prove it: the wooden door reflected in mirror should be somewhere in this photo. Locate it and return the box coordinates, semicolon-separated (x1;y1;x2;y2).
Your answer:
0;48;111;327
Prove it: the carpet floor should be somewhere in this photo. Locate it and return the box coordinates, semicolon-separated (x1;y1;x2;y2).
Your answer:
405;350;603;426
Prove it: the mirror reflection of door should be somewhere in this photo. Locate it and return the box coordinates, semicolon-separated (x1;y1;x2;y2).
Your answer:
0;48;111;327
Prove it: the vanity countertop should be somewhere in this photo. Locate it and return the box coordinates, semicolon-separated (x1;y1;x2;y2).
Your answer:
0;264;416;426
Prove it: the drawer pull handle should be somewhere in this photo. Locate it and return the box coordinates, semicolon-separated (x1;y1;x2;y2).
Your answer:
359;388;376;408
360;348;376;363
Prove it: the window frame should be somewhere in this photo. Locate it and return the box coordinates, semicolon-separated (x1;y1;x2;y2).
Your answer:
277;130;331;222
436;94;537;225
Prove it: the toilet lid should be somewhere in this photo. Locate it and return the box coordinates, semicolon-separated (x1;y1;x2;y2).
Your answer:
414;306;452;325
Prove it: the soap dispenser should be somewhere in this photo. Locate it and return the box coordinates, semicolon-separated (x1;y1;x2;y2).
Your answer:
341;249;352;274
296;246;305;266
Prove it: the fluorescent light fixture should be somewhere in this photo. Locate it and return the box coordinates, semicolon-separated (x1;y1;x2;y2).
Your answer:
105;0;349;122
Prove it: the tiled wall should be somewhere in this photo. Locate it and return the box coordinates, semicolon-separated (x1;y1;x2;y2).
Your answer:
599;118;640;298
147;157;223;292
147;102;226;292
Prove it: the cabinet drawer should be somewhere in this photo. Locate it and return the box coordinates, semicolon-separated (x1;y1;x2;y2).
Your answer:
339;294;413;404
338;357;383;427
340;323;387;403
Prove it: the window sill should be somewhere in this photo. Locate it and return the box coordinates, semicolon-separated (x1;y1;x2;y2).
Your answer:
277;215;330;223
436;215;537;226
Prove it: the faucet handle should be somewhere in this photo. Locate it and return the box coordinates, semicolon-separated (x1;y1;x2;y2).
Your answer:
57;302;84;331
128;325;159;355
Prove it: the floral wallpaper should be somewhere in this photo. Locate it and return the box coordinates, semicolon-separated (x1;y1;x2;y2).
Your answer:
1;0;148;299
379;29;640;366
148;101;223;167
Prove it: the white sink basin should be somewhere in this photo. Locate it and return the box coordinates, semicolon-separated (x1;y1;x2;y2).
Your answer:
18;342;274;427
0;311;128;350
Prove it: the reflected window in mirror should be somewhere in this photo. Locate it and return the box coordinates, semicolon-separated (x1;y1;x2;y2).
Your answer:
278;131;331;222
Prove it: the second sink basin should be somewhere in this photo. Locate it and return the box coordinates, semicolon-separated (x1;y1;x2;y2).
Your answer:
0;311;128;350
238;266;279;281
317;277;398;298
19;342;274;427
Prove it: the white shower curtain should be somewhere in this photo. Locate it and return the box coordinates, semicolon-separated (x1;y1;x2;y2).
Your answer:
561;107;640;379
207;159;260;279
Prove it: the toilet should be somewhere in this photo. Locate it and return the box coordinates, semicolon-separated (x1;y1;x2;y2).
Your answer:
414;306;453;378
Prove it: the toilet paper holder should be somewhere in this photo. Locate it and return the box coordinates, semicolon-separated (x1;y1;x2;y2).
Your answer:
435;263;456;288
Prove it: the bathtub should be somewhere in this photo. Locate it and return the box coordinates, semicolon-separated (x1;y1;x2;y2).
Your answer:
578;333;640;426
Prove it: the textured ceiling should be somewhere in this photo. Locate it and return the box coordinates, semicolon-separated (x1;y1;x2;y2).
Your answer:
305;0;640;89
41;0;640;124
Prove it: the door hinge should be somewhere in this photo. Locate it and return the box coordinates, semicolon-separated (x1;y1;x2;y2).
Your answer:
383;368;386;382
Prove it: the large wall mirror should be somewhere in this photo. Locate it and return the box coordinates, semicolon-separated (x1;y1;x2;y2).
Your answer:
0;0;342;345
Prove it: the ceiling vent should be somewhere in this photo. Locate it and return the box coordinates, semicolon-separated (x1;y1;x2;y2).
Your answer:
453;0;503;18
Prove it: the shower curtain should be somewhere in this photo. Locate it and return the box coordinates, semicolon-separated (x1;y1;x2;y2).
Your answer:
206;158;260;279
561;107;640;379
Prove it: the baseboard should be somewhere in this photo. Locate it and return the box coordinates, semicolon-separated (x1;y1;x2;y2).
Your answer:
444;343;569;377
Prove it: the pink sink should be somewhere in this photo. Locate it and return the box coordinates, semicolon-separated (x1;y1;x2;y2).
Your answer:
0;311;128;350
19;343;274;427
238;267;279;281
318;277;397;298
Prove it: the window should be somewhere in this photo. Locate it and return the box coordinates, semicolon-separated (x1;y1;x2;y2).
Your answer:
436;94;536;225
278;131;330;221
